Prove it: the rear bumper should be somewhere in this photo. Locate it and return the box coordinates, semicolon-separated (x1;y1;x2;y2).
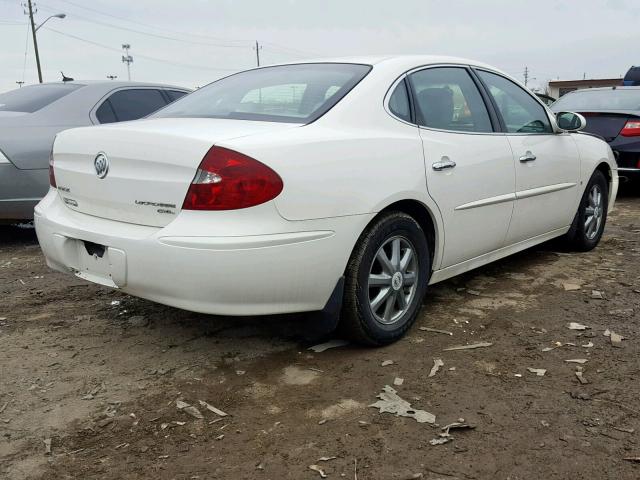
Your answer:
617;167;640;182
34;190;369;316
0;165;48;220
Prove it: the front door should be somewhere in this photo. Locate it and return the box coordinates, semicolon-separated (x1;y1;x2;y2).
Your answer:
408;67;516;268
475;70;581;244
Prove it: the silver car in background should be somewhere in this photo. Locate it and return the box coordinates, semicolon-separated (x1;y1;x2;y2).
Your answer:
0;81;191;221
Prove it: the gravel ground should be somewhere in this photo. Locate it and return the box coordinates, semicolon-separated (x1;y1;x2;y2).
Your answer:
1;187;639;480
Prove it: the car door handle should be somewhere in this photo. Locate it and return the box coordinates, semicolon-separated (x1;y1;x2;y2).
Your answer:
432;157;456;171
519;151;537;162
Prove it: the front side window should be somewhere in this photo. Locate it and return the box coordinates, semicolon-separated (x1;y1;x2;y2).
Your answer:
153;63;372;123
477;70;552;134
408;67;493;133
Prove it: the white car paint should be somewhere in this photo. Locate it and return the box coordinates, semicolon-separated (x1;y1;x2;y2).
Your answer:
35;55;619;318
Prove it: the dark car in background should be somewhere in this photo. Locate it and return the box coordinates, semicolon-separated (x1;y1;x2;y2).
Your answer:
0;81;191;221
624;66;640;86
551;86;640;182
535;92;556;106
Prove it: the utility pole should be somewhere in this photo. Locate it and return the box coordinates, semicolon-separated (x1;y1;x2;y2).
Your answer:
254;41;262;67
25;0;42;83
16;81;25;88
122;44;133;81
523;66;529;87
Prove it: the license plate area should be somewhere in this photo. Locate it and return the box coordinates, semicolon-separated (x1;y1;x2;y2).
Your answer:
78;240;111;279
84;241;106;258
73;239;127;288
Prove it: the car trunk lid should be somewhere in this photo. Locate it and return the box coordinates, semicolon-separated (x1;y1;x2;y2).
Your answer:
579;111;639;142
53;118;297;227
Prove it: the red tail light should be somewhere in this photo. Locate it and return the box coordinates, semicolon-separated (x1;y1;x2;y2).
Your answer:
182;147;283;210
620;120;640;137
48;145;56;188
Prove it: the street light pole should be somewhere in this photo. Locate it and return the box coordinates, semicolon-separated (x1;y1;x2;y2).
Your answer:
24;0;65;84
26;0;42;83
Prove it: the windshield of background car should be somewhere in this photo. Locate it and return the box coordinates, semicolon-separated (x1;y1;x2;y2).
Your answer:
153;63;372;123
552;89;640;112
0;83;84;113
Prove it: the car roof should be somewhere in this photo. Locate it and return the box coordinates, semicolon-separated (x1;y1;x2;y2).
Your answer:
264;54;504;73
562;86;640;93
38;80;191;90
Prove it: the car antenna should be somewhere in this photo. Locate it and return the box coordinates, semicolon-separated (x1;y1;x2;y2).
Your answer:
61;71;74;82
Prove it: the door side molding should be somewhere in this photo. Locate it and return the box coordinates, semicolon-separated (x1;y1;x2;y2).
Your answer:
516;182;577;200
454;192;516;211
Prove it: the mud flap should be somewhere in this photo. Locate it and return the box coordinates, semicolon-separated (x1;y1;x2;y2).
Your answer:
301;276;345;343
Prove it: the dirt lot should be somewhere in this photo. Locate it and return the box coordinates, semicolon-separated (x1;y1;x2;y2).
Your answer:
1;189;639;480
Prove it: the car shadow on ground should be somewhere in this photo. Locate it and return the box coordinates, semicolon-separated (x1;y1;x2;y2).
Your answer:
2;184;637;349
0;223;37;246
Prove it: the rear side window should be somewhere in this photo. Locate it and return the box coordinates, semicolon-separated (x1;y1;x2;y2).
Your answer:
95;100;117;124
388;80;411;122
100;89;168;123
477;70;552;134
408;67;493;133
153;63;372;123
166;90;188;102
0;83;84;113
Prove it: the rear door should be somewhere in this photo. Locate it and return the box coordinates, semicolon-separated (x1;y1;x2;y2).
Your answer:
407;66;516;268
475;69;580;244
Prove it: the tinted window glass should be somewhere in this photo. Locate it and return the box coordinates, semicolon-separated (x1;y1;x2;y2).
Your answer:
96;100;117;124
166;90;188;102
477;70;552;133
624;66;640;85
107;89;167;122
388;80;411;122
551;88;640;111
153;63;372;123
408;67;492;132
0;83;84;113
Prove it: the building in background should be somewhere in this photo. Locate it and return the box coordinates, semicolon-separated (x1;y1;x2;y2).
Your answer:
548;77;623;98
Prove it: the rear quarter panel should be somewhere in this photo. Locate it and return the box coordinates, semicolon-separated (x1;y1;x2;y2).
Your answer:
573;132;618;210
220;123;428;221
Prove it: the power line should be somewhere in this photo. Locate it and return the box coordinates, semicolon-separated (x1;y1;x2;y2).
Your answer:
36;4;250;48
43;27;246;72
44;0;252;44
38;0;319;56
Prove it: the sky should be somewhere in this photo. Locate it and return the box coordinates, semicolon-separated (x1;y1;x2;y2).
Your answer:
0;0;638;93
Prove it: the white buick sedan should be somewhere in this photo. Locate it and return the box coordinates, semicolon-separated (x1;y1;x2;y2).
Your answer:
35;56;618;345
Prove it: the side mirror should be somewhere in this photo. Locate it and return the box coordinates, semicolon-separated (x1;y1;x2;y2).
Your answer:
556;111;586;132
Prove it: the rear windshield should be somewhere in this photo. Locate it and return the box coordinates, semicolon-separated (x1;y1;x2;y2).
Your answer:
552;88;640;112
153;63;372;123
0;83;84;113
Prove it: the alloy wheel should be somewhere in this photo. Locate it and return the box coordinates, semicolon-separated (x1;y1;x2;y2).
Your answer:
367;236;418;325
584;184;603;240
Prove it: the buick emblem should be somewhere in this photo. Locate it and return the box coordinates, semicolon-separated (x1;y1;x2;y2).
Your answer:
94;152;109;179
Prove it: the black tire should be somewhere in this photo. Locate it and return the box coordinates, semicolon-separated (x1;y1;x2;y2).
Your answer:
340;211;430;346
563;169;608;251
